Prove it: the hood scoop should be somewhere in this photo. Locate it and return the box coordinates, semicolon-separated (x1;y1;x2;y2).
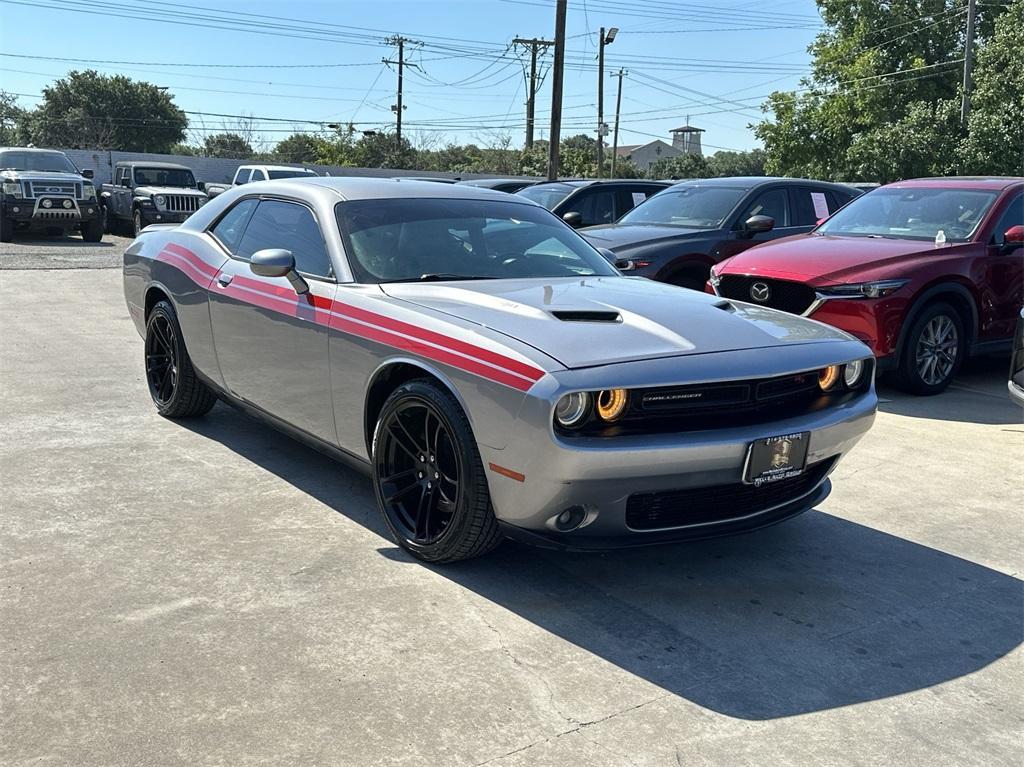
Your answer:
550;309;622;323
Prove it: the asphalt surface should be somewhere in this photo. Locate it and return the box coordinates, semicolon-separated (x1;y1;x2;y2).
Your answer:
1;259;1022;766
0;232;134;270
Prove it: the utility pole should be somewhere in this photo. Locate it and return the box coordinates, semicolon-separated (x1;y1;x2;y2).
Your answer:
383;35;421;147
512;37;555;148
610;68;626;177
547;0;567;181
960;0;977;128
596;27;617;178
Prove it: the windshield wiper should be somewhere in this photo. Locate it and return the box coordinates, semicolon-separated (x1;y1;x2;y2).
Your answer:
381;273;499;283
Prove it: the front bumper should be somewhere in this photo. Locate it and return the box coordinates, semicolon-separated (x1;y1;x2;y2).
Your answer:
139;207;194;225
480;381;876;549
3;196;100;227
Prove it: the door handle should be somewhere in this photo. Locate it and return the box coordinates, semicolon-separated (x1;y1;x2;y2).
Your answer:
217;273;233;287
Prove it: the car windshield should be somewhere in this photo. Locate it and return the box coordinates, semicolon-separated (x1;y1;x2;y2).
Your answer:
0;151;77;173
133;167;197;188
516;183;578;210
267;169;317;180
816;187;1000;242
618;185;746;228
336;198;619;283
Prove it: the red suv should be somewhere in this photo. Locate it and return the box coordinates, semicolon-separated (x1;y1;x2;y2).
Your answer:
708;177;1024;394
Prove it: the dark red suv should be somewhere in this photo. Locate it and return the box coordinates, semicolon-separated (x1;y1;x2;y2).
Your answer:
708;177;1023;394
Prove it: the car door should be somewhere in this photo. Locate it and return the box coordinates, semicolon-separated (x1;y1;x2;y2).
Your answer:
978;191;1023;341
207;196;339;443
562;188;616;227
716;186;799;259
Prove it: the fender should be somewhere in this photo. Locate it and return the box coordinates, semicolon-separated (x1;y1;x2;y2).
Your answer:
893;280;979;365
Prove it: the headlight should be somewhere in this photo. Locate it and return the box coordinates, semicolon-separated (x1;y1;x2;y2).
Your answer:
843;359;867;388
818;280;908;299
153;195;166;206
596;389;628;421
41;198;53;208
83;185;96;200
818;365;841;391
2;182;21;197
62;199;74;209
555;392;590;428
708;269;721;288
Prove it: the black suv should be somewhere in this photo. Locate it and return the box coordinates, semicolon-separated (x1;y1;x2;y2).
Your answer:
580;176;860;290
517;179;670;228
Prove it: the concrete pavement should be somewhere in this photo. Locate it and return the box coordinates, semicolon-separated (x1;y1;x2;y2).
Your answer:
1;267;1021;766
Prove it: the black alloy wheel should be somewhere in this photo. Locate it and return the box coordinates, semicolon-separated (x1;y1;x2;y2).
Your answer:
373;380;502;562
144;301;217;418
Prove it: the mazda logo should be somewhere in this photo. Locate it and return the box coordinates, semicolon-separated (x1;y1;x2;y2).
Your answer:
750;282;771;302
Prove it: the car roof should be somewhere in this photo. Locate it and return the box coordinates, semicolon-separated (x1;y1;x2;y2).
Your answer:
242;164;316;171
0;146;69;154
282;175;539;203
883;176;1024;191
669;176;859;193
457;178;537;187
119;161;193;170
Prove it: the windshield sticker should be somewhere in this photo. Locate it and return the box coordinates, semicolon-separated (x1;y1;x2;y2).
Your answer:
811;192;829;219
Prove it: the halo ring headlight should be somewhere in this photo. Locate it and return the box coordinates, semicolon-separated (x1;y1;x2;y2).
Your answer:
555;392;590;428
844;359;866;388
596;389;629;421
818;365;841;391
154;195;166;206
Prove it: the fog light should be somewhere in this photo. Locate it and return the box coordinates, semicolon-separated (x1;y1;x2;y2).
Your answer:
11;206;19;213
62;199;74;209
41;199;53;208
555;392;590;428
818;365;840;391
554;505;586;531
843;359;866;388
596;388;628;421
85;207;94;214
156;214;163;220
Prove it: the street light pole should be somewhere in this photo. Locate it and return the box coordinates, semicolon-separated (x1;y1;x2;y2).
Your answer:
610;68;626;177
596;27;617;178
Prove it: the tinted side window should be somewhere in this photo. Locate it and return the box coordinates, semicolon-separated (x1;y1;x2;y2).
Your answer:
251;169;266;181
790;187;832;226
232;168;248;185
210;198;259;253
738;188;789;228
990;193;1023;244
565;190;615;227
236;200;333;278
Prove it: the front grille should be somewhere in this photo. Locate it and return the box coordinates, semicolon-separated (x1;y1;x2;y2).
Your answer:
27;180;81;199
718;275;817;315
162;195;201;213
625;459;833;531
36;210;79;220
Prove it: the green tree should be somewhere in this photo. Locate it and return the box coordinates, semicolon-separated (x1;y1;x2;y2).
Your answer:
26;70;186;151
756;1;1005;181
167;143;197;156
350;131;418;169
273;133;321;164
958;0;1024;175
649;153;710;179
202;132;253;159
0;91;27;145
706;149;766;177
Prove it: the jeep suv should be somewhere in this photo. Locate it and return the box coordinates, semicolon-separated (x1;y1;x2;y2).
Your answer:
0;147;103;242
101;161;208;236
710;177;1024;394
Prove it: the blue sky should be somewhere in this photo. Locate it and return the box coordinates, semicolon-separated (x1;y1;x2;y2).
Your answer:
0;0;823;154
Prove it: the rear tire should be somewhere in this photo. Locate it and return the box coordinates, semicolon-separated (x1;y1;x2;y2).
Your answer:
145;300;217;418
372;379;503;563
892;302;965;395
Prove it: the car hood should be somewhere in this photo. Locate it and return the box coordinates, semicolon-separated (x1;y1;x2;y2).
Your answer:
580;223;709;253
0;170;86;182
719;233;961;283
381;276;851;370
135;186;207;197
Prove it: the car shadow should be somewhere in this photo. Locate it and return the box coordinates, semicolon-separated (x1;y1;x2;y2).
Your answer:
3;234;117;248
878;356;1022;426
182;403;1023;721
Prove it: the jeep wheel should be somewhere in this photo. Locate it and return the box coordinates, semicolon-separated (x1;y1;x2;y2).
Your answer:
893;302;965;395
132;209;143;237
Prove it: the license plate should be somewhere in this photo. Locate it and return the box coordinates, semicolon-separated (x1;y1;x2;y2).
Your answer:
744;431;810;486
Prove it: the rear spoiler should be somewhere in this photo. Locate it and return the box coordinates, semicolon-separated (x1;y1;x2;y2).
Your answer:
138;223;181;234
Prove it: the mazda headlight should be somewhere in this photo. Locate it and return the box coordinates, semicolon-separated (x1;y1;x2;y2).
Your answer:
153;195;166;207
818;280;908;299
2;182;21;197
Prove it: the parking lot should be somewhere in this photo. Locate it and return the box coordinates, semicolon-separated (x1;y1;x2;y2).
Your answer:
1;240;1021;766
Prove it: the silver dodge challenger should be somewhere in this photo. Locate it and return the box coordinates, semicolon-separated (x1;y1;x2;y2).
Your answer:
123;178;877;563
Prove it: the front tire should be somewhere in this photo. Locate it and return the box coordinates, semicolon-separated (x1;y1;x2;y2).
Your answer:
665;264;709;291
145;301;217;418
372;379;503;563
133;208;143;237
893;302;965;395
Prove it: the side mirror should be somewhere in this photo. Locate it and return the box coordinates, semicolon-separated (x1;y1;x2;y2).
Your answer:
563;211;583;228
1002;225;1024;252
744;214;775;234
196;181;206;191
81;169;94;179
250;248;309;294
